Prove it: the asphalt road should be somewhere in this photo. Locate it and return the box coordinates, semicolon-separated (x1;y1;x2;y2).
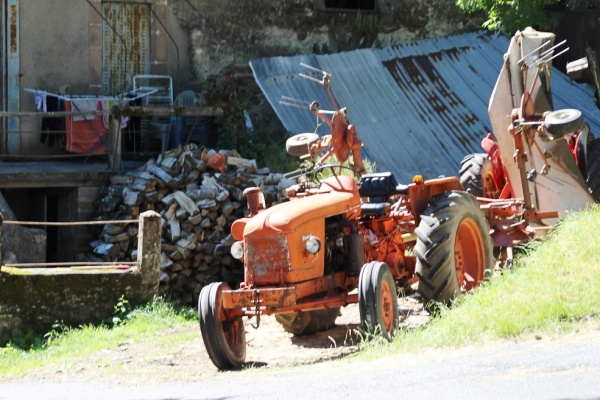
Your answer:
1;332;599;400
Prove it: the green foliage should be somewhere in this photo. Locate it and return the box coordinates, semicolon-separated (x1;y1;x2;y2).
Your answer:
127;295;197;322
456;0;561;34
7;329;44;351
351;11;382;48
328;10;382;51
216;100;298;173
355;325;395;350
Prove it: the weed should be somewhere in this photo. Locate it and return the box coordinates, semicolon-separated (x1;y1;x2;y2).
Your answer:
354;325;397;351
7;329;44;351
107;295;133;327
44;321;73;346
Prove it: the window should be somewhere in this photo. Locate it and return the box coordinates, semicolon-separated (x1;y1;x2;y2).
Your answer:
324;0;376;11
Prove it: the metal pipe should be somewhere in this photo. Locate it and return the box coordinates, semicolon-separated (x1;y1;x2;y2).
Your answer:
540;40;567;58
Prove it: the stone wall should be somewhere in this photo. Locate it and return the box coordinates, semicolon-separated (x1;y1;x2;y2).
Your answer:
0;192;46;265
172;0;484;90
0;211;160;345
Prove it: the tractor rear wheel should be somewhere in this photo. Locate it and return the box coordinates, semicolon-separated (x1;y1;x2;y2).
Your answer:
198;282;246;370
275;307;340;335
358;261;398;340
286;133;319;157
415;191;494;308
458;153;489;197
586;138;600;202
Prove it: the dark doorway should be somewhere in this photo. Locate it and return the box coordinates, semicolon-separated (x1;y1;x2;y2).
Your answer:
2;187;77;263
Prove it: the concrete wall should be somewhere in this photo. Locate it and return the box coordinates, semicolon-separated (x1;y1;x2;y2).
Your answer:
18;0;93;156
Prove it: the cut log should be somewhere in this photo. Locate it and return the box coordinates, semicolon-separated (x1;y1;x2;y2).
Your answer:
123;187;143;206
168;218;181;242
163;202;179;220
147;163;176;188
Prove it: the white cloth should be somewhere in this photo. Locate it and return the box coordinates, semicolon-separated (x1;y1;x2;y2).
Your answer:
34;90;47;112
70;99;99;121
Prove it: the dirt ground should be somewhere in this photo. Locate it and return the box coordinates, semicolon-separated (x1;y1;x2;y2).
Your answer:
11;293;430;384
241;292;430;369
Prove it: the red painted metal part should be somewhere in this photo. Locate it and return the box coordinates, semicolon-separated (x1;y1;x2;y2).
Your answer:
222;271;358;317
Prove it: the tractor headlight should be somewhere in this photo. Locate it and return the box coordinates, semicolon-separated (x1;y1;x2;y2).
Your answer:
230;241;244;260
304;236;321;254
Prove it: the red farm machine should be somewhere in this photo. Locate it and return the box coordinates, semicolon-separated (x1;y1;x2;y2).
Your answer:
198;28;597;370
459;27;599;261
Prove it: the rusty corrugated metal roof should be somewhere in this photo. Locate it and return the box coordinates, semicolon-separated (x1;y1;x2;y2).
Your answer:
250;30;600;183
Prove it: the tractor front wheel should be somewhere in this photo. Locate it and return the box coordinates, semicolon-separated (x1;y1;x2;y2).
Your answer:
358;261;398;340
415;191;494;308
198;282;246;370
275;308;340;335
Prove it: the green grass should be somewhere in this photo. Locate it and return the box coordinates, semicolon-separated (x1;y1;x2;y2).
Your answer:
377;205;600;355
0;296;197;376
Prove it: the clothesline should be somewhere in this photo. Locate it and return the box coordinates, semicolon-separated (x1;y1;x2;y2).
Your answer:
24;87;158;103
24;88;158;157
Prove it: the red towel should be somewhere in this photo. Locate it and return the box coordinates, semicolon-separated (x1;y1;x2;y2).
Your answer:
64;100;107;154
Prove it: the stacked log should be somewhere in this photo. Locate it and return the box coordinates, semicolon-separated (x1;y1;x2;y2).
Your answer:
90;144;295;305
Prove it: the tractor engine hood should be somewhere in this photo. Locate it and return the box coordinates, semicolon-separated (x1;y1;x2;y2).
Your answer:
242;175;361;237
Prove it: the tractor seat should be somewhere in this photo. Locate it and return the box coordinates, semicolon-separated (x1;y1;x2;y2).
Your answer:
360;202;390;217
358;172;409;202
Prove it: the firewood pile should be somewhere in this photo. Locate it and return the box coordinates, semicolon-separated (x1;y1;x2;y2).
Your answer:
90;144;295;305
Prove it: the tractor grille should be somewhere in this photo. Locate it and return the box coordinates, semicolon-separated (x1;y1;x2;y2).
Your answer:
245;235;290;285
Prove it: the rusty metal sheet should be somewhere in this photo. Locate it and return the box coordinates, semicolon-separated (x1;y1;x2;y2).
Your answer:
102;2;150;95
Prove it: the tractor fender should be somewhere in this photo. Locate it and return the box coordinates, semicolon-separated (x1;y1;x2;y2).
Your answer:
407;176;463;224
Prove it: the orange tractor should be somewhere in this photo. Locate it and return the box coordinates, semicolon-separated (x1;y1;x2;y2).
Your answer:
198;65;495;370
